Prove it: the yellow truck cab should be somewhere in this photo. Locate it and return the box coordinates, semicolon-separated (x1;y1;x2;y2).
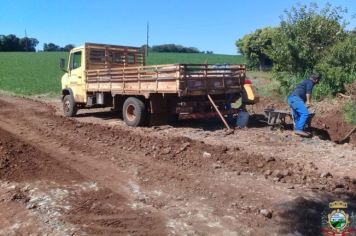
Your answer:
61;46;86;104
60;43;258;127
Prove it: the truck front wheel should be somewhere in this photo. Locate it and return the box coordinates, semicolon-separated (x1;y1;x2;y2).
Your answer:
123;97;146;127
63;95;78;117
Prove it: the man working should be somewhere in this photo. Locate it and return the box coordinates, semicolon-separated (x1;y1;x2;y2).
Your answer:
288;73;321;137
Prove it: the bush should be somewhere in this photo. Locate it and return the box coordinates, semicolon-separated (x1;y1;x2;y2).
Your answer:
315;34;356;96
268;3;347;74
236;27;276;70
267;3;354;99
271;71;343;100
271;72;308;98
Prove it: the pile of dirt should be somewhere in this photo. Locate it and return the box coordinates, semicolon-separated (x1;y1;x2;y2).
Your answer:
0;128;82;183
313;108;355;145
251;97;355;145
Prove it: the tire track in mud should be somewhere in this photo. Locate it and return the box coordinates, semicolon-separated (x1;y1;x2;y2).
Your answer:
0;95;355;235
0;127;167;235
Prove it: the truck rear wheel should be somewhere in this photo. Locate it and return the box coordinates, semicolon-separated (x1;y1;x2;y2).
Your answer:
123;97;146;127
63;95;77;117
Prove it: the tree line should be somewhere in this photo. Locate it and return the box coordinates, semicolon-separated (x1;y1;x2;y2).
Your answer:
1;36;206;54
148;44;207;53
236;3;355;99
43;43;75;52
0;34;39;51
0;34;74;52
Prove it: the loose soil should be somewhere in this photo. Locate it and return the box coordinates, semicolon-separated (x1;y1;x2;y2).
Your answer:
313;109;356;145
0;94;355;235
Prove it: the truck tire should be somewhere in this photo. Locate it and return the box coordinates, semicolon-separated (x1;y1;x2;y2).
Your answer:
63;95;78;117
123;97;146;127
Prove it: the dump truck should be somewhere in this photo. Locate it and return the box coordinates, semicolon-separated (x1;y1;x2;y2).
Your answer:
60;43;258;127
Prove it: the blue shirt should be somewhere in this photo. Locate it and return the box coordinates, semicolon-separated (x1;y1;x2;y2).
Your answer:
290;79;314;102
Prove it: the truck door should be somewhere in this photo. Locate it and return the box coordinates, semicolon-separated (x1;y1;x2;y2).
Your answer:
68;50;86;103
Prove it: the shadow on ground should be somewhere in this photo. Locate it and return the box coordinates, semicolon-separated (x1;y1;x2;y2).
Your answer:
173;113;271;131
310;127;331;141
247;114;270;128
76;110;122;120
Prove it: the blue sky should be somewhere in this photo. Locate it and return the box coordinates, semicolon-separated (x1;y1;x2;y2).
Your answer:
0;0;355;55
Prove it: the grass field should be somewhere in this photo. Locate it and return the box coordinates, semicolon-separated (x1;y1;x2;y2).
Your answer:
0;52;67;96
0;51;245;96
245;70;281;99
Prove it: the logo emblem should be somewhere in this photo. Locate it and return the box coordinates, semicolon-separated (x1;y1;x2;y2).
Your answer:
322;201;355;236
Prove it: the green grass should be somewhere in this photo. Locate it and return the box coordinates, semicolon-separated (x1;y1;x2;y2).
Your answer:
0;52;68;96
246;70;272;80
0;51;245;96
245;70;283;100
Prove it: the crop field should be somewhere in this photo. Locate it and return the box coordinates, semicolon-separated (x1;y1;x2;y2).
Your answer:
0;52;67;96
0;51;245;96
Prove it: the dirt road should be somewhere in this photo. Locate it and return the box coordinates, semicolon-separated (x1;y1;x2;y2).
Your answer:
0;94;355;235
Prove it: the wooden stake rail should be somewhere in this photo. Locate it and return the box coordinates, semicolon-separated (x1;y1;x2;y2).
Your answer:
85;64;246;96
82;44;246;97
86;64;245;81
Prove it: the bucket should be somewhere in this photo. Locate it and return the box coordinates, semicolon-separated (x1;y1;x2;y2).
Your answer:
236;110;249;128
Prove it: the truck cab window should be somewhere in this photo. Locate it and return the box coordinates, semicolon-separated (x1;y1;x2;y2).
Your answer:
71;51;82;69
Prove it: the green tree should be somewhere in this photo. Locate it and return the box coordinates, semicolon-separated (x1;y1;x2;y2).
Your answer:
268;3;347;73
63;44;75;52
314;32;356;97
266;3;353;98
151;44;200;53
19;37;39;51
0;34;20;51
236;3;354;99
0;34;38;51
236;27;277;70
43;43;61;51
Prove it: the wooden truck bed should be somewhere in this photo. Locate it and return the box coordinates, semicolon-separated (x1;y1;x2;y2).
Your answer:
84;43;245;97
86;64;246;97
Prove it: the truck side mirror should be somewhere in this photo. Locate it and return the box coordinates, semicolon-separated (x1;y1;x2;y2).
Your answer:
60;58;67;72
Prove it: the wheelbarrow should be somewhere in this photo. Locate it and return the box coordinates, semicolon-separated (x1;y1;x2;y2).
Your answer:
264;108;315;130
